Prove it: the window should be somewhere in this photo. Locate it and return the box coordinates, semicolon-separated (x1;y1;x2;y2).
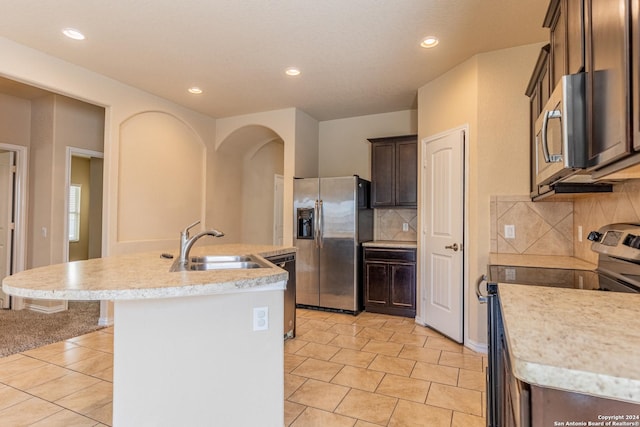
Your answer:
68;184;81;242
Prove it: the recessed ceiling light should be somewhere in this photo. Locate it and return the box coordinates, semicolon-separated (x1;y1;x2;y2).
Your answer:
285;67;301;76
188;87;203;94
420;36;439;49
62;28;86;41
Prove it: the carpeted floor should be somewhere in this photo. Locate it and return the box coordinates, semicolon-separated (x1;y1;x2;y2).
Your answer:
0;301;104;357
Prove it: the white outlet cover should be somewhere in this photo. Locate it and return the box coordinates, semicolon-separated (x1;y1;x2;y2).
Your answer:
504;225;515;239
253;307;268;331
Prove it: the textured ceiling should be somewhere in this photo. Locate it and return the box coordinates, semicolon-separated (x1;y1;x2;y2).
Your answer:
0;0;548;121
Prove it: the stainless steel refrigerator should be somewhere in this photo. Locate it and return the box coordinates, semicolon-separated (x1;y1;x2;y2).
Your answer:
294;176;373;313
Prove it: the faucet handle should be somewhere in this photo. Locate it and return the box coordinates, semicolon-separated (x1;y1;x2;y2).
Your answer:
182;220;201;236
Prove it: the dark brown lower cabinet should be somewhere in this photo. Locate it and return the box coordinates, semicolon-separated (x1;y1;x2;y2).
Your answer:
364;248;416;317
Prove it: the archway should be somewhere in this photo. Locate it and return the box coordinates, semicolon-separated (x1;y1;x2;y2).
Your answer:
215;125;285;244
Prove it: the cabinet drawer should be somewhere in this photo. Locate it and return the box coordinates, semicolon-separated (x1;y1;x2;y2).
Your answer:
364;248;416;262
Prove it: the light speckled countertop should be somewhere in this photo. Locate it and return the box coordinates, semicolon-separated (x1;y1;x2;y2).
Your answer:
2;244;294;301
363;240;417;249
490;253;596;270
499;283;640;403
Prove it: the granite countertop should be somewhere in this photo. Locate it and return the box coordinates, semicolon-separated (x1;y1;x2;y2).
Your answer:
490;253;596;270
363;240;417;249
499;283;640;403
2;244;294;301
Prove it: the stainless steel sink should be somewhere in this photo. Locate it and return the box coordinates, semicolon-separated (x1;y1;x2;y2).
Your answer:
190;255;253;263
170;255;271;272
188;261;266;271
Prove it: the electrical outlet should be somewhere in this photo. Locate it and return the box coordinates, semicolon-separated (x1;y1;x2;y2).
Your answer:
253;307;269;331
578;225;583;242
504;225;515;239
402;223;409;232
505;267;516;281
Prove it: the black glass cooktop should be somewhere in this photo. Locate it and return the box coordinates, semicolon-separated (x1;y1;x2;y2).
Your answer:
488;265;639;293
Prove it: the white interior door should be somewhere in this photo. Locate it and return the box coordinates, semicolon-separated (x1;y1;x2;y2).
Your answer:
422;128;465;343
0;151;15;308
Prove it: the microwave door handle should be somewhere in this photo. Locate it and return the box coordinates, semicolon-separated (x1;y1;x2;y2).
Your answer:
541;109;552;163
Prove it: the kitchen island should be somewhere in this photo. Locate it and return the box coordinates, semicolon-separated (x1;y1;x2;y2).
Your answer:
2;244;293;427
499;283;640;412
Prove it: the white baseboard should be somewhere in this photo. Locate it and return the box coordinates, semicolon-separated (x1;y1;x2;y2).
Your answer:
465;337;488;354
24;300;68;314
415;316;488;354
98;316;114;326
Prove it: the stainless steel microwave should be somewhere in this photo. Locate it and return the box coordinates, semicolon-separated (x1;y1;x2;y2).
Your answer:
534;73;587;186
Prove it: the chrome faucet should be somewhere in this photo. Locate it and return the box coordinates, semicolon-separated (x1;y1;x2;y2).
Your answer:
178;220;225;265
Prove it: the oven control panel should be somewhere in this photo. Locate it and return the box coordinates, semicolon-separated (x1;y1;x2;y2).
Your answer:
589;223;640;261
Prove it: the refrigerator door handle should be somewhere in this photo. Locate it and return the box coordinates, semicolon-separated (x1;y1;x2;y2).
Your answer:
317;199;324;248
314;200;320;248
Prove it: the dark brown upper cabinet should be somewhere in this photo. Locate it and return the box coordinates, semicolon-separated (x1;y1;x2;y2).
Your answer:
368;135;417;208
544;0;585;89
526;44;551;198
585;0;633;169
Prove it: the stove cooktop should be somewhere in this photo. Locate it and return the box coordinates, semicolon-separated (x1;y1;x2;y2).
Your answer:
488;265;639;293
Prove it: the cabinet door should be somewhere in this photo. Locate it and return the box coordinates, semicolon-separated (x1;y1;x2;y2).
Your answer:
586;0;632;167
527;45;550;198
364;261;389;307
371;142;395;207
566;0;585;74
549;0;566;88
389;263;416;312
395;141;417;207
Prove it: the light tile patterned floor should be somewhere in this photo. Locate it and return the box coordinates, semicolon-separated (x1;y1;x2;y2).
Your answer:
0;309;487;426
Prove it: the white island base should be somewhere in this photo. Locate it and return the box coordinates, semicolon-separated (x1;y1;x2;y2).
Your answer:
113;288;284;426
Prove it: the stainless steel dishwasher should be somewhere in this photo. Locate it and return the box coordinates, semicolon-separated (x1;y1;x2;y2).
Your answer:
265;253;296;339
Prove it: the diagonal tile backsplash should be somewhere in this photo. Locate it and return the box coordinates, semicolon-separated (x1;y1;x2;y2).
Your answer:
490;195;574;256
374;209;418;241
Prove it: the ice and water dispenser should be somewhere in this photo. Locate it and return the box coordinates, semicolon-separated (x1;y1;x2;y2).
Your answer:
297;208;314;239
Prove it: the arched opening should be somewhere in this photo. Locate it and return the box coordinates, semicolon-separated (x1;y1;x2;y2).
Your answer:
215;125;285;245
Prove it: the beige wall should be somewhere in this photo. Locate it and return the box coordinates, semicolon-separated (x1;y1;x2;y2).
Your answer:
295;109;319;178
318;110;417;179
28;95;55;268
117;111;204;249
1;36;219;256
26;95;105;268
417;43;543;347
215;108;317;246
241;141;284;244
0;93;31;145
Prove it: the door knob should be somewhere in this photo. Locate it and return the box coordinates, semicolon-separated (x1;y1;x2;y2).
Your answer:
445;243;459;251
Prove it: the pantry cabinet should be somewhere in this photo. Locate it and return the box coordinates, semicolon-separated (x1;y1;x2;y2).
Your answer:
368;135;417;208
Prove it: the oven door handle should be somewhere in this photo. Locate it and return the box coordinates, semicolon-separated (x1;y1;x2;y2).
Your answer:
476;274;488;303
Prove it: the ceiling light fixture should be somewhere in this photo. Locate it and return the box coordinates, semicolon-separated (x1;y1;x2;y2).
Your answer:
188;87;203;94
62;28;86;40
285;67;301;76
420;36;439;49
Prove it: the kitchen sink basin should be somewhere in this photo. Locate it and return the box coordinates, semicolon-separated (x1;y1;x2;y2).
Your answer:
170;255;271;272
190;255;253;263
188;261;266;271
